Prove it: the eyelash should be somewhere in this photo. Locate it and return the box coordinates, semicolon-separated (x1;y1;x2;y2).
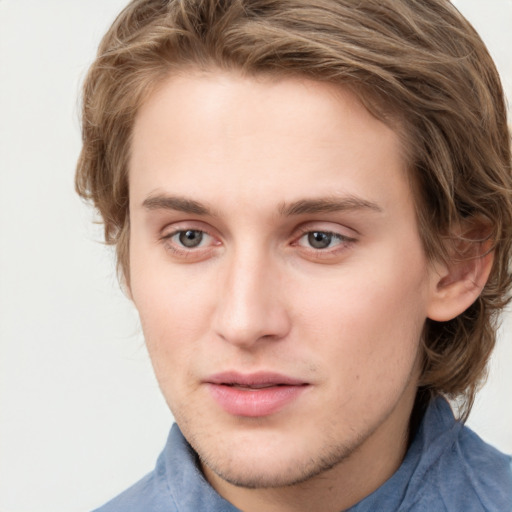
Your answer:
161;229;217;258
160;226;357;260
293;228;356;255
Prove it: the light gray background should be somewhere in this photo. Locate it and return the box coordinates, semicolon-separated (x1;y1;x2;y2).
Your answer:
0;1;511;511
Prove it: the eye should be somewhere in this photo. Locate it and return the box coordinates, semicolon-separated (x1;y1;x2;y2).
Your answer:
305;231;337;249
298;231;346;250
176;229;206;248
160;225;220;256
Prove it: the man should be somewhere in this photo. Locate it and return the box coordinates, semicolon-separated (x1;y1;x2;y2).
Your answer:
76;0;512;510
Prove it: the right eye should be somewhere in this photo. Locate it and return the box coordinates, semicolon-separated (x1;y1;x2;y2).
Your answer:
173;229;208;248
160;226;221;261
163;228;215;249
300;231;342;250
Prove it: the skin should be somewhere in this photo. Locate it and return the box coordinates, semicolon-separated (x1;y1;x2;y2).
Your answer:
127;71;480;512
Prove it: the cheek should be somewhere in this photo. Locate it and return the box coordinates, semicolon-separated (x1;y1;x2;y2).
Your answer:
132;281;207;415
134;280;212;351
129;248;218;378
130;234;215;327
296;256;428;389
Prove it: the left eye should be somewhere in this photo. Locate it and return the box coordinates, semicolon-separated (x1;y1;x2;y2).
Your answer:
172;229;209;248
299;231;344;250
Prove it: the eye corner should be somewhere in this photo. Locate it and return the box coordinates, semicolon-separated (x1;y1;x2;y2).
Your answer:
290;226;358;262
158;225;222;262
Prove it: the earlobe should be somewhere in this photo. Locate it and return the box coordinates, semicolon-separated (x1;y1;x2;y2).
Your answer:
426;238;494;322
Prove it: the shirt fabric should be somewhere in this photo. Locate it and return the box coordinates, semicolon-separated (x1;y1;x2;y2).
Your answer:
93;398;512;511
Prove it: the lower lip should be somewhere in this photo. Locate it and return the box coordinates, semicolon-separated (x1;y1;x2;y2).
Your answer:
207;383;308;417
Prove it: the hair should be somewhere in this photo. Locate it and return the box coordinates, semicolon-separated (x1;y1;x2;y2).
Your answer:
76;0;512;419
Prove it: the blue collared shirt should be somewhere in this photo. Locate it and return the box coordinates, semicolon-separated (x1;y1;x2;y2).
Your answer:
93;398;512;511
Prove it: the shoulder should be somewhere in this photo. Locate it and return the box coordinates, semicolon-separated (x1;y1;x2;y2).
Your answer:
91;452;177;512
91;424;240;512
444;423;512;511
412;399;512;512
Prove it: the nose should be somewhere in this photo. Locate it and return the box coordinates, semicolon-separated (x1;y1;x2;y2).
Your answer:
212;247;291;349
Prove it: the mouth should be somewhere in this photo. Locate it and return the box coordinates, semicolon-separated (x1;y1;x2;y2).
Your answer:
205;371;309;417
224;383;287;390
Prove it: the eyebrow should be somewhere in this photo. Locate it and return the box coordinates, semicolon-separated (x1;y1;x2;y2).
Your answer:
278;196;383;216
143;194;214;215
142;193;382;217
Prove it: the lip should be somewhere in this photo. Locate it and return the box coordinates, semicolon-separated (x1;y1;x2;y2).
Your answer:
204;371;309;417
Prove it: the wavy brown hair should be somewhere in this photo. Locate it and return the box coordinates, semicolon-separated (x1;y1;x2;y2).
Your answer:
76;0;512;419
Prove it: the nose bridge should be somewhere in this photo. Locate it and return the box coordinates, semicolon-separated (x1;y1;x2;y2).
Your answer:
213;242;289;347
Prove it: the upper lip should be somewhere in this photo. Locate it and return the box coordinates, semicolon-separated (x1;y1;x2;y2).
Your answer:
205;371;308;387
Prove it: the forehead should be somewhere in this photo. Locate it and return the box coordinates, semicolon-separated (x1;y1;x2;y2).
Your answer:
129;70;411;216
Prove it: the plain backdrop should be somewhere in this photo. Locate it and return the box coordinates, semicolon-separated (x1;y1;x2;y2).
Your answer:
0;1;511;511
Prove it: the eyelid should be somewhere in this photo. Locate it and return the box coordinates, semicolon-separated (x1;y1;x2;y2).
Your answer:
160;219;217;239
159;222;222;260
295;231;356;249
293;222;358;241
297;231;345;248
164;229;213;247
161;229;217;245
291;224;358;259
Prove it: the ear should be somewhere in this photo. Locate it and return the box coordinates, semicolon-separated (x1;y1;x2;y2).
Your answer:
426;226;494;322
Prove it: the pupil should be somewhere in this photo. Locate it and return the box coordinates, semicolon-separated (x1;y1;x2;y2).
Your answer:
179;230;203;248
308;232;331;249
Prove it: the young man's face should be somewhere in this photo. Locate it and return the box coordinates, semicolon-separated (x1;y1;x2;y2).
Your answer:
128;71;439;496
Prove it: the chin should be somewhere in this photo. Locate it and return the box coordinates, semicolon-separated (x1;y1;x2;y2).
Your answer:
198;432;359;490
